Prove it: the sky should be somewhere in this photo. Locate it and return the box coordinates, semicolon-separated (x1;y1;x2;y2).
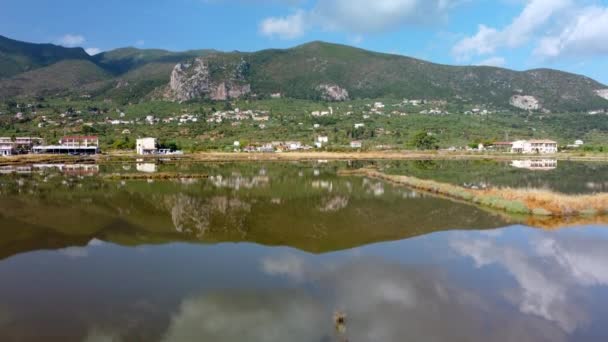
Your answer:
2;0;608;83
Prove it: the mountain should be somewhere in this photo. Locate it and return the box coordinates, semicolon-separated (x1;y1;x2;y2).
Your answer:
91;47;214;103
0;35;91;78
0;60;109;98
166;41;608;111
92;47;215;75
0;35;607;111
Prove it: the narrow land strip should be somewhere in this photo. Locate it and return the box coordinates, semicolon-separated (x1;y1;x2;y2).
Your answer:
339;168;608;219
3;151;608;167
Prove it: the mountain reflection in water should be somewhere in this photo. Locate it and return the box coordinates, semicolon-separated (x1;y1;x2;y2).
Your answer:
0;162;607;341
0;163;510;258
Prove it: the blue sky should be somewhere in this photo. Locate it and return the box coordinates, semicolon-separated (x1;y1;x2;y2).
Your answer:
2;0;608;83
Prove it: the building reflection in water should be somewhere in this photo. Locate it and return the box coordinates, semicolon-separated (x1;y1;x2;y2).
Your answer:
511;159;558;171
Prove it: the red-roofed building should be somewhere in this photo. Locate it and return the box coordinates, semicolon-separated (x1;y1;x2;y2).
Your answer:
60;136;99;148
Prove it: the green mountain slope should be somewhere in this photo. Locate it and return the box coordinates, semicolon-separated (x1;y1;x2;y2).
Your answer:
0;35;91;79
242;42;608;111
0;36;607;111
0;60;110;98
92;47;215;75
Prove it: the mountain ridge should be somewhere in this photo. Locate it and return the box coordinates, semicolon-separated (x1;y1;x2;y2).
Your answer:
0;35;607;112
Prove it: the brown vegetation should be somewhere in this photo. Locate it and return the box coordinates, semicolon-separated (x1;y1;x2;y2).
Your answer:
340;168;608;218
0;154;95;166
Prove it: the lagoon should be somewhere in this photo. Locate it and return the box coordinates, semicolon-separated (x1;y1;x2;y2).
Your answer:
0;161;607;341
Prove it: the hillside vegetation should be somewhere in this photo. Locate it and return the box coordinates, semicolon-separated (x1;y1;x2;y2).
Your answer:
0;35;607;112
0;35;91;79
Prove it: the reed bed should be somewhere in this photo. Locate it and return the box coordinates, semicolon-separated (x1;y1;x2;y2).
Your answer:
340;168;608;218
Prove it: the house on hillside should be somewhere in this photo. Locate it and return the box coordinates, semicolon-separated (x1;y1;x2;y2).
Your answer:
136;138;158;155
350;141;363;149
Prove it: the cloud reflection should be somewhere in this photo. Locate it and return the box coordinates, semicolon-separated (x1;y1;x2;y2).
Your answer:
161;292;327;342
451;231;608;333
161;255;566;342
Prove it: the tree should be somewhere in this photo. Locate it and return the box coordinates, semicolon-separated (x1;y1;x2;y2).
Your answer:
82;125;98;134
411;131;439;150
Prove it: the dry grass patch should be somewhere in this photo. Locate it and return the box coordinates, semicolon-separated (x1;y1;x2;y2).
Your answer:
340;168;608;218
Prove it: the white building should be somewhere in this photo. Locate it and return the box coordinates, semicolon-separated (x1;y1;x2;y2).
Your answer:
0;146;13;156
286;141;303;151
511;139;558;154
350;141;363;149
136;138;157;155
317;136;329;144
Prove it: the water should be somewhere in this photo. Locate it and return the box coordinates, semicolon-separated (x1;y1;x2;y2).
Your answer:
377;159;608;194
0;161;607;341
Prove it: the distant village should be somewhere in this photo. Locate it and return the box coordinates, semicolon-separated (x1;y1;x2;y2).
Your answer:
0;133;583;157
0;100;588;156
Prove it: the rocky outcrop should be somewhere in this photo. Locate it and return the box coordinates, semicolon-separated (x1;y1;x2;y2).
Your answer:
317;84;349;101
596;89;608;100
510;95;541;110
167;57;251;102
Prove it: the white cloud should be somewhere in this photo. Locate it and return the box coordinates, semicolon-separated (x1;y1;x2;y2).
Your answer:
259;10;307;39
452;25;500;59
452;0;572;61
534;6;608;59
85;48;101;56
259;0;460;39
57;34;86;47
476;56;506;67
314;0;456;33
135;39;145;47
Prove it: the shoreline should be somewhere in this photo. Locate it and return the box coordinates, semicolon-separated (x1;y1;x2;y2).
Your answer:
2;151;608;166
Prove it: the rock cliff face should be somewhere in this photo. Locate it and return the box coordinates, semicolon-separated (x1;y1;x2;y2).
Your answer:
167;57;251;102
596;89;608;100
510;95;541;110
317;84;349;101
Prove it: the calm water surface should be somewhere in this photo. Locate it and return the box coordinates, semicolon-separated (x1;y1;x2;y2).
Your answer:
378;159;608;194
0;161;607;341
